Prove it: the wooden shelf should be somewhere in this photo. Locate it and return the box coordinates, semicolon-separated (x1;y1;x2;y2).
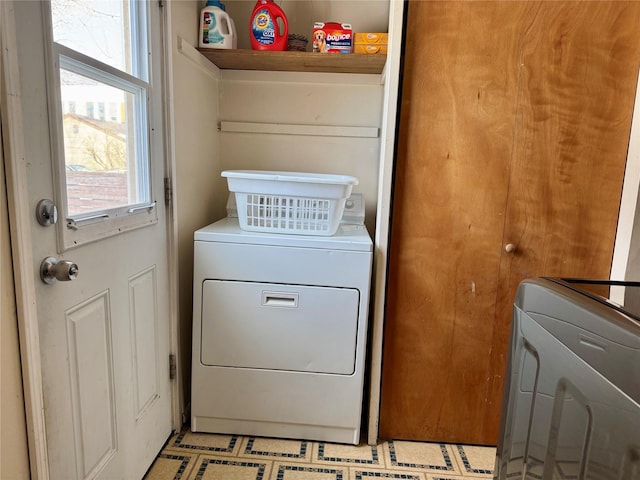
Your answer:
197;48;386;74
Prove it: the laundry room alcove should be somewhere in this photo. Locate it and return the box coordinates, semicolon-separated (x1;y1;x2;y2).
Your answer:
168;0;403;446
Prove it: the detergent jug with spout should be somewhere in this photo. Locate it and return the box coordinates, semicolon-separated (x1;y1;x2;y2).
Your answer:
249;0;288;51
199;0;237;49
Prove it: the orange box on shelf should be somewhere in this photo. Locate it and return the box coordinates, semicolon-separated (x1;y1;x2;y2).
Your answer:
354;32;388;45
354;44;388;54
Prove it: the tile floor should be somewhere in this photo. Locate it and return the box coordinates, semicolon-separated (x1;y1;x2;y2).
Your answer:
144;428;497;480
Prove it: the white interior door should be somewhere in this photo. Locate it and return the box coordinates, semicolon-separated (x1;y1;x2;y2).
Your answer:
11;1;172;478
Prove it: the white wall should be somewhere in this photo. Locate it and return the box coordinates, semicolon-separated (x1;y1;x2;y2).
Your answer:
624;94;640;304
624;71;640;281
628;193;640;278
218;70;384;233
611;68;640;312
625;190;640;313
168;0;227;417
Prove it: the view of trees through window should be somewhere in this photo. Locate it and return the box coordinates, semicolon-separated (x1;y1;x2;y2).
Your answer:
60;69;129;173
50;0;150;217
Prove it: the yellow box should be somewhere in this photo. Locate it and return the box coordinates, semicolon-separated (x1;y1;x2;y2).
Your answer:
354;44;388;54
354;32;388;45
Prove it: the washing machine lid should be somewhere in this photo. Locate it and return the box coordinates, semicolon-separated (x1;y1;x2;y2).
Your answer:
548;277;640;322
195;217;373;252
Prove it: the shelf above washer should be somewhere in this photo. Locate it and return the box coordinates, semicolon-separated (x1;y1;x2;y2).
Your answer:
197;48;386;74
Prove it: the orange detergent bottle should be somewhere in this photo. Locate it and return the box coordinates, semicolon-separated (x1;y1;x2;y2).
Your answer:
249;0;288;51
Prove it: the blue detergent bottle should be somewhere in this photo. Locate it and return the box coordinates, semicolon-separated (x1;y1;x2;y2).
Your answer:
199;0;237;49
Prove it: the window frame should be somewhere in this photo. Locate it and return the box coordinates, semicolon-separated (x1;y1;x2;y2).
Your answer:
43;0;158;251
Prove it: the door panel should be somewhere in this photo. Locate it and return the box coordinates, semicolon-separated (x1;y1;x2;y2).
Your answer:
380;0;640;445
484;2;640;443
380;0;525;444
12;1;172;478
130;267;162;419
66;293;117;478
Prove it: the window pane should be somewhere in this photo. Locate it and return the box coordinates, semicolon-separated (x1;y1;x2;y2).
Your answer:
51;0;133;76
60;68;147;216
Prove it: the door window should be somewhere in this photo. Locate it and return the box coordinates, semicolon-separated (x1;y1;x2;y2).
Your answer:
47;0;157;249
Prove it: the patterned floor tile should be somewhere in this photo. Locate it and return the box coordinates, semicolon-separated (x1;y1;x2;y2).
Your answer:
382;441;460;475
154;430;501;479
351;467;426;480
144;451;199;480
425;475;468;480
240;437;313;462
270;462;349;480
192;455;272;480
312;442;383;467
165;430;241;456
451;445;495;476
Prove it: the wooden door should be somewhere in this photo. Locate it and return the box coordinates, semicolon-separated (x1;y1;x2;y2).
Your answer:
379;0;640;446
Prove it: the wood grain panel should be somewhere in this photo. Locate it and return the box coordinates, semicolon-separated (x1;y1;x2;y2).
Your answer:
380;1;526;443
483;1;640;442
381;0;640;445
197;48;386;74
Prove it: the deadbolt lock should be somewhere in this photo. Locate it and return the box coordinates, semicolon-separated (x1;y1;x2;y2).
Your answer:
36;199;58;226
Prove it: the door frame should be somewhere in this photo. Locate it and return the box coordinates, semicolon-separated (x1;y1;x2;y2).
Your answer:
1;3;49;477
366;0;405;446
0;2;181;479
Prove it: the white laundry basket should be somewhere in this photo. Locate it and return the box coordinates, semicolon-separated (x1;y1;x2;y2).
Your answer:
222;170;359;236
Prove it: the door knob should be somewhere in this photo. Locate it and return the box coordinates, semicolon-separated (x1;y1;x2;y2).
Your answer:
505;243;516;254
40;256;79;284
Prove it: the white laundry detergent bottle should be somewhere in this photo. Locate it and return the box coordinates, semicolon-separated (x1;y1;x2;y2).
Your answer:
199;0;237;49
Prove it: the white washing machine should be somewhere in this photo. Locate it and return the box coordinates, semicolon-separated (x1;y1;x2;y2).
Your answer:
190;197;373;444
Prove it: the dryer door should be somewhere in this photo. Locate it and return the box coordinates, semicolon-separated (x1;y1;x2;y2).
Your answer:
200;280;360;374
